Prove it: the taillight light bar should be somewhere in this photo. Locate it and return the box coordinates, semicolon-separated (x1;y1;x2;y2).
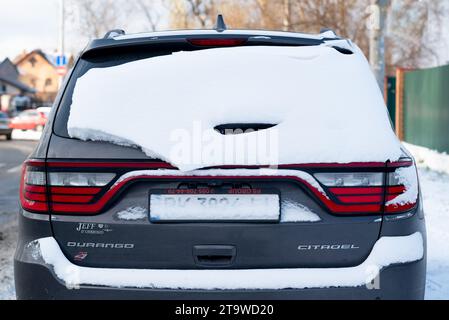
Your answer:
384;163;418;214
20;159;418;216
20;160;116;214
20;160;48;212
313;158;417;215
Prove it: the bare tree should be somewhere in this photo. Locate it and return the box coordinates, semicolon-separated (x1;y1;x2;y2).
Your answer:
167;0;447;71
135;0;162;31
166;0;218;29
67;0;126;39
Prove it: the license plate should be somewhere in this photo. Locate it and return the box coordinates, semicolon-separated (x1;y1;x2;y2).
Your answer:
149;189;280;222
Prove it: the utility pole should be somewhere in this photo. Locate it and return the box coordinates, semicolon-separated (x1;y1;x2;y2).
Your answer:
59;0;65;56
283;0;292;31
369;0;390;91
57;0;66;87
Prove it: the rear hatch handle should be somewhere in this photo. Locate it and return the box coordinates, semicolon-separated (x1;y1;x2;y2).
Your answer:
193;245;236;267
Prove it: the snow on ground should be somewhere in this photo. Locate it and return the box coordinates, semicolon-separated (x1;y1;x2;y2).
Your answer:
404;143;449;174
403;143;449;300
11;129;42;141
421;167;449;299
0;213;17;300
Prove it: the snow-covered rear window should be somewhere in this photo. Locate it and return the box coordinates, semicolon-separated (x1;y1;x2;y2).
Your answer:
66;45;403;171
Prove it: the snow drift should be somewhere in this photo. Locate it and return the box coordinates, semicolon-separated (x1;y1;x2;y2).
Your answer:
68;45;403;171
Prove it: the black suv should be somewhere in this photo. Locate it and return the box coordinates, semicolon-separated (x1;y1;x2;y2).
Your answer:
14;22;426;300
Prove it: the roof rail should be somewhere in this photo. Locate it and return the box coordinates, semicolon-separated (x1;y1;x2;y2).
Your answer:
104;29;126;39
214;14;227;32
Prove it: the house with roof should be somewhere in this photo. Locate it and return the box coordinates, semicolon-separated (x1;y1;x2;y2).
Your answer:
0;58;35;113
14;49;61;103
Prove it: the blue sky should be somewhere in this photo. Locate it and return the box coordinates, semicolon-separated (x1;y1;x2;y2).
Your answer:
1;0;448;64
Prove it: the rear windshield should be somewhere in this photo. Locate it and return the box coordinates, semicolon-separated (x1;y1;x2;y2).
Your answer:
55;42;401;170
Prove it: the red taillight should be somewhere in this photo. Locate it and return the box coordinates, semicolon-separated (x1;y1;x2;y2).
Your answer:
384;164;418;214
314;172;384;214
313;159;418;215
187;38;248;47
20;159;418;216
47;171;115;214
20;160;48;213
20;160;116;214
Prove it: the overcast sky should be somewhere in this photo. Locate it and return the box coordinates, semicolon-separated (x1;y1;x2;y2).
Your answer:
0;0;160;60
1;0;448;64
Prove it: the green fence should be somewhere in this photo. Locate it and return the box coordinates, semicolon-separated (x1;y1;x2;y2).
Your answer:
386;76;396;128
403;64;449;153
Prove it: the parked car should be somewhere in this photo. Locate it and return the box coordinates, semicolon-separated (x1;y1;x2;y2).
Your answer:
36;106;52;118
10;109;48;131
0;111;12;140
14;21;426;300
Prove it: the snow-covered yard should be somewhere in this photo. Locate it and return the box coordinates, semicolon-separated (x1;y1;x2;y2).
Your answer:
422;167;449;299
11;129;42;141
405;143;449;300
0;214;17;300
0;143;448;299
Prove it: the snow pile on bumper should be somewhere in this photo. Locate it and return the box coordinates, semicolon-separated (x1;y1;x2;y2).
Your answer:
36;233;423;290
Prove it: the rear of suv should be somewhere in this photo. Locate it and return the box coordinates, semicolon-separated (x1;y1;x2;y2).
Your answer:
14;23;426;300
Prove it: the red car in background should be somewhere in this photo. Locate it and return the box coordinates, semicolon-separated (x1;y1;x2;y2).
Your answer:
10;108;49;132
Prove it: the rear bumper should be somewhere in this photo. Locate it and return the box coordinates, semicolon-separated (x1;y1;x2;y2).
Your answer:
14;258;425;300
14;234;426;300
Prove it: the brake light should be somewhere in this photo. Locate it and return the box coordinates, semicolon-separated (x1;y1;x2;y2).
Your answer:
48;171;115;213
20;160;116;214
20;160;48;212
313;172;384;214
385;164;418;213
313;158;417;215
19;159;418;216
188;38;248;47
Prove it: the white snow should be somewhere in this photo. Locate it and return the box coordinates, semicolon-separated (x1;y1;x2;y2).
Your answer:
404;142;449;175
150;194;280;221
37;233;423;290
281;201;321;222
11;129;41;141
116;206;147;221
68;45;402;171
420;167;449;300
403;143;449;300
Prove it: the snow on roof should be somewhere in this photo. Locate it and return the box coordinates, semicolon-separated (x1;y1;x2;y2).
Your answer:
68;44;403;171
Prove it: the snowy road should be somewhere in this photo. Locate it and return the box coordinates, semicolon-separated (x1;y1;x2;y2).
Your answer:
0;134;39;300
0;139;448;299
